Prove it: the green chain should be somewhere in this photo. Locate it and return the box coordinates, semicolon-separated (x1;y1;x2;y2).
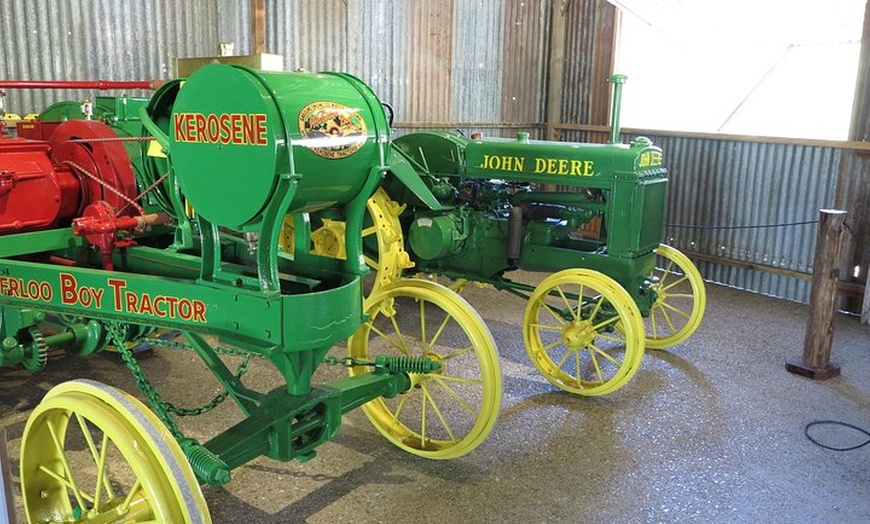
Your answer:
111;324;255;421
107;321;186;441
166;354;251;416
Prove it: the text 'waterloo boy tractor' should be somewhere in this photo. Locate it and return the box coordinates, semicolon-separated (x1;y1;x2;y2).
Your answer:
0;65;502;523
353;74;706;396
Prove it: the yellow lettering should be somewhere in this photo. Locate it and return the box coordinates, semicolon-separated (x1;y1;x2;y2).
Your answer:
583;161;594;176
546;159;557;174
535;158;547;173
570;160;582;175
557;159;568;175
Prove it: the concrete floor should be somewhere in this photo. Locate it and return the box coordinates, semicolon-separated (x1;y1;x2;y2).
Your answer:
1;276;869;523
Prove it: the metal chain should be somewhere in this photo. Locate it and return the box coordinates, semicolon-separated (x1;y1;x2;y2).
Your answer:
106;321;186;441
61;159;145;215
116;170;170;216
126;332;259;416
166;354;251;416
67;136;153;143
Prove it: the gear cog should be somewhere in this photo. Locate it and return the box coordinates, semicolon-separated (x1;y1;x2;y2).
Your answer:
23;327;49;373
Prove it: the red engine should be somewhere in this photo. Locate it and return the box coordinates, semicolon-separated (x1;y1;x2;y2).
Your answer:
0;119;139;232
0;120;170;269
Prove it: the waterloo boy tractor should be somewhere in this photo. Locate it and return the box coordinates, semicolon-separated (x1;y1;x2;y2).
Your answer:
0;65;501;523
351;75;705;396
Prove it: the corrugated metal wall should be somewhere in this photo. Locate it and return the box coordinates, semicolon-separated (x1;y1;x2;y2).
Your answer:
0;0;250;114
0;0;864;306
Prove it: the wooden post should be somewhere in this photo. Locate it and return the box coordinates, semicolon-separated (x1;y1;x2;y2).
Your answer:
251;0;265;55
786;209;846;380
545;0;568;142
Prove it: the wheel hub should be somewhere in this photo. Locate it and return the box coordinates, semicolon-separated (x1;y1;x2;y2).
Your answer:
561;320;596;350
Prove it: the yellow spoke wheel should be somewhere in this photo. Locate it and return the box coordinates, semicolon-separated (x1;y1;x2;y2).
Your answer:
348;279;501;459
20;379;210;524
644;244;706;349
360;187;414;297
523;269;644;396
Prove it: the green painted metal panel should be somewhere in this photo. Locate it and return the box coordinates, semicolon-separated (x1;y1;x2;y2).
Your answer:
168;64;390;230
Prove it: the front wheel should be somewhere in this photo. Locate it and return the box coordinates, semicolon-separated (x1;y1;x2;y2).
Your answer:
523;269;645;396
20;379;211;524
348;279;502;459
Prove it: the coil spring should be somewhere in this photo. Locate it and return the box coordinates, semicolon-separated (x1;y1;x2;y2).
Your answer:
376;355;441;374
181;440;231;486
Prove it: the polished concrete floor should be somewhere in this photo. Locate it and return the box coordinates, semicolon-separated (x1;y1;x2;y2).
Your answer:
1;276;868;523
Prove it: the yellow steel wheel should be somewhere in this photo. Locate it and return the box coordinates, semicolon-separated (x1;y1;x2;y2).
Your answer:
644;244;706;349
361;187;415;298
348;279;501;459
523;269;644;396
20;379;211;524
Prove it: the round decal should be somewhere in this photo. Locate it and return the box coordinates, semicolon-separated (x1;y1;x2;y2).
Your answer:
298;101;368;159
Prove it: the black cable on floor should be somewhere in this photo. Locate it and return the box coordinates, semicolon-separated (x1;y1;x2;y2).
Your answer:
804;420;870;451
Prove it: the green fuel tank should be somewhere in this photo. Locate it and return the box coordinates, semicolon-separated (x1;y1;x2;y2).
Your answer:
167;64;390;231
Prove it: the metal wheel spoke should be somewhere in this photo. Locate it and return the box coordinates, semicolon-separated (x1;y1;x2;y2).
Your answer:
543;339;565;354
530;323;563;332
361;225;378;238
556;347;575;368
575;350;581;381
653;304;677;334
661;301;692;320
434;374;484;386
541;303;568;325
597;332;626;343
120;479;143;514
419;300;427;348
589;343;622;366
555;285;577;320
388;391;412;431
650;307;659;338
658;260;675;286
363;254;379;269
389;315;411;354
75;412;116;502
432;377;479;418
369;323;408;355
47;419;88;510
426;314;452;353
441;344;474;361
94;432;112;511
591;315;619;332
420;387;427;443
422;385;458;441
661;275;689;292
587;295;604;322
587;348;605;383
666;293;695;299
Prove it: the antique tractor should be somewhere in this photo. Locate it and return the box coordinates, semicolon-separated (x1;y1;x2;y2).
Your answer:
0;65;501;523
350;75;706;396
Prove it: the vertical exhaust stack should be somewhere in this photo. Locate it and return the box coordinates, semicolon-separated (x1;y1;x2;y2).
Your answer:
608;74;627;144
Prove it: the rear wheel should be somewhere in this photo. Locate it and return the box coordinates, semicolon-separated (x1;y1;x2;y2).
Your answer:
643;244;706;349
348;279;501;459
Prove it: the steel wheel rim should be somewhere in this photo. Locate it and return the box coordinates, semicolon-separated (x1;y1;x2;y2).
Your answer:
348;279;501;459
644;244;706;349
20;379;210;524
523;269;644;396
